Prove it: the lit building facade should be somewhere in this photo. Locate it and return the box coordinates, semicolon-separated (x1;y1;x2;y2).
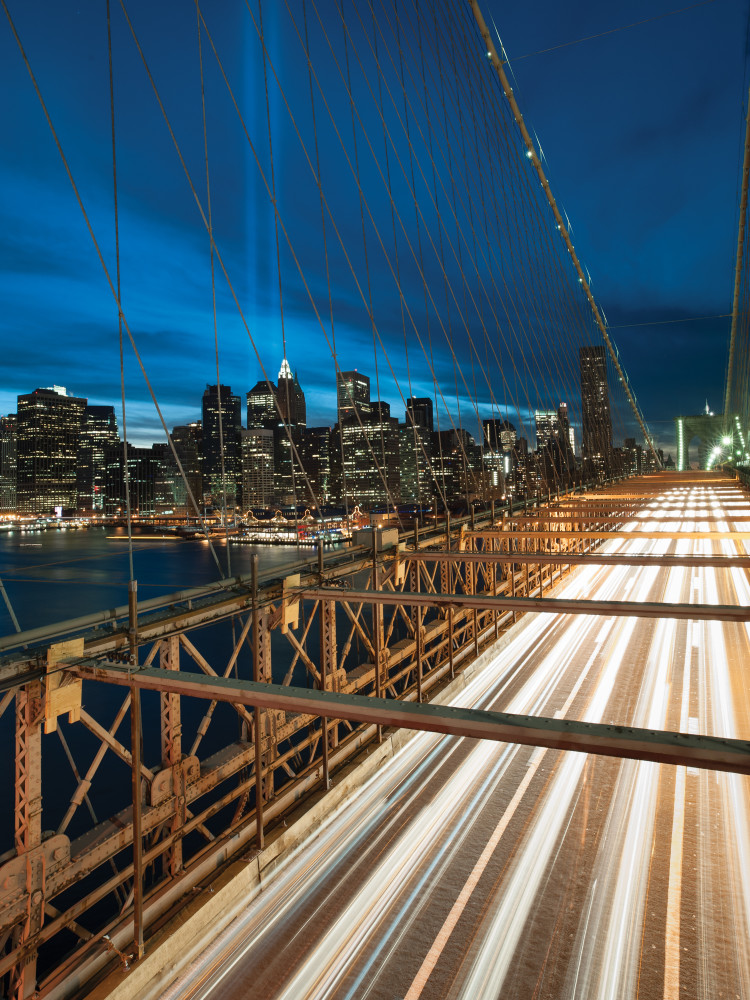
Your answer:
336;371;370;421
580;346;613;476
0;414;17;513
332;402;400;507
241;428;275;508
483;418;516;454
399;423;433;503
77;405;119;515
247;381;278;430
534;409;559;450
297;426;331;506
16;386;87;515
102;443;160;516
405;397;434;432
202;384;241;510
171;422;203;516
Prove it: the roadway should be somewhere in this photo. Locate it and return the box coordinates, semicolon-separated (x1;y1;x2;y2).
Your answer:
165;483;750;1000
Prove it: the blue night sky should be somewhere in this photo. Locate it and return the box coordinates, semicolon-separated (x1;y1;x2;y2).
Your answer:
0;0;748;456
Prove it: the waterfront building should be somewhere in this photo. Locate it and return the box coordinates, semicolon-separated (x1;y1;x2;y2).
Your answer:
102;443;160;516
16;386;87;515
77;405;119;515
332;402;400;508
297;426;331;506
0;414;17;514
580;345;613;476
151;443;180;514
241;428;275;508
202;384;241;511
171;422;203;516
336;370;371;422
399;423;433;503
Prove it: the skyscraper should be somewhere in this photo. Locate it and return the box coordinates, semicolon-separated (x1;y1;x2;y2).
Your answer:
0;414;17;513
483;418;516;454
297;426;331;505
272;360;307;503
247;381;278;430
336;371;370;421
398;422;432;503
16;386;87;515
103;443;160;516
579;346;613;475
534;409;559;450
171;422;203;515
202;384;241;510
241;427;275;508
77;405;119;514
277;359;306;429
332;401;399;507
405;397;433;432
557;402;576;456
534;404;574;456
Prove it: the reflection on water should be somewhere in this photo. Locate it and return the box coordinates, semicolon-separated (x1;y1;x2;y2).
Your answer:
0;527;322;636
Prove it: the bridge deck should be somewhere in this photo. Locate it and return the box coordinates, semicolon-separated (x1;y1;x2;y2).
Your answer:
160;478;750;1000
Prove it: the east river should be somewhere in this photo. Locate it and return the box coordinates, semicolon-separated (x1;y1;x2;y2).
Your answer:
0;526;305;636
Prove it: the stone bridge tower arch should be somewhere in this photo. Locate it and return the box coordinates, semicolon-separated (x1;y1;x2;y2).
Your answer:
675;412;725;470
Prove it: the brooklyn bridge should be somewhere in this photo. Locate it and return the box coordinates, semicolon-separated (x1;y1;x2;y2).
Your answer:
0;1;749;999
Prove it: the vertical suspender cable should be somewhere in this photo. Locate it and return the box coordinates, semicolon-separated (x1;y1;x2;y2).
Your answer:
258;0;302;548
106;0;135;586
303;0;349;521
197;6;232;575
341;1;391;514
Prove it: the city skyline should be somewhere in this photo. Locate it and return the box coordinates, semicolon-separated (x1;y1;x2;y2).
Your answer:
0;345;648;518
0;356;620;454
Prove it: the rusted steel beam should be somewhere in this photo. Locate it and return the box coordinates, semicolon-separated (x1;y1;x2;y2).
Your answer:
405;551;750;569
159;637;183;878
130;681;144;961
71;666;750;776
295;588;750;623
13;680;43;998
